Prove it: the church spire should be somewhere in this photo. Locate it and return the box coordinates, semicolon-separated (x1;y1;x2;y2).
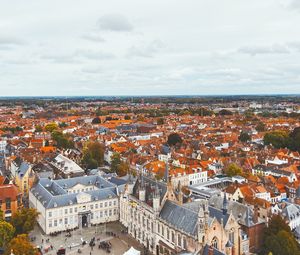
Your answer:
164;161;169;183
222;192;228;215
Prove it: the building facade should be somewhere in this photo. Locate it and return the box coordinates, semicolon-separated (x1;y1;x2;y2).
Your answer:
120;174;249;255
29;175;122;234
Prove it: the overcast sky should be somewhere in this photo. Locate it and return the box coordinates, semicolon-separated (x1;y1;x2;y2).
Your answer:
1;0;300;96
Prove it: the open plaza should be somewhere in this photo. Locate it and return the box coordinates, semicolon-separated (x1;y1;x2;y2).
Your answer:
30;222;145;255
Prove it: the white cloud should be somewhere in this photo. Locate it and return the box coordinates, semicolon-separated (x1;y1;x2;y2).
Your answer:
97;14;133;32
238;44;290;56
0;0;300;95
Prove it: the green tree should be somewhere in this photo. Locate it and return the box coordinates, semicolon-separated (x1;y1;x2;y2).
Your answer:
218;109;233;115
264;130;289;149
256;122;266;132
155;171;164;180
51;131;74;149
111;153;121;173
157;118;164;125
92;117;101;124
289;127;300;152
11;208;39;235
0;221;15;248
262;215;300;255
81;141;104;169
44;122;58;132
34;125;43;132
6;234;37;255
59;122;68;128
239;131;251;142
225;163;242;177
264;214;291;237
117;161;130;177
167;133;183;147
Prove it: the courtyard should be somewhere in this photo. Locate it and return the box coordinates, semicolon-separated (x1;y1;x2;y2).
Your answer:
30;222;146;255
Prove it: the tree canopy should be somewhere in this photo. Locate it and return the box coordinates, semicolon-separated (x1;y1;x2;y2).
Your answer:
289;127;300;152
263;128;300;152
239;131;251;143
11;208;39;235
0;221;15;248
51;130;74;149
264;130;289;149
81;141;105;169
225;163;243;177
44;122;58;132
92;117;101;124
6;234;37;255
261;214;300;255
167;133;183;147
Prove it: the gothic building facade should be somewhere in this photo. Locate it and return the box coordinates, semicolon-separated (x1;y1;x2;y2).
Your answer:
120;172;249;255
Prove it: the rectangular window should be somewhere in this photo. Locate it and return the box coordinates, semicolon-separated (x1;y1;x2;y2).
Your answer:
109;201;112;207
109;209;112;216
95;204;98;209
70;208;73;214
100;211;103;218
100;203;103;208
113;200;117;206
90;205;94;210
65;208;68;214
49;220;52;228
74;207;77;213
105;202;108;207
48;211;52;218
64;218;68;225
5;198;11;210
54;220;57;227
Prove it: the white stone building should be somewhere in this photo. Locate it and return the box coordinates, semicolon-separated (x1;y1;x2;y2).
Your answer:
29;175;124;234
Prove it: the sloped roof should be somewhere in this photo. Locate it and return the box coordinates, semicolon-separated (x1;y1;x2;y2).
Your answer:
159;200;198;236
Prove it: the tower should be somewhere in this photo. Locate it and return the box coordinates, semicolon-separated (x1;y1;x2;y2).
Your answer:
139;174;146;202
153;182;160;212
223;193;228;215
177;181;183;205
198;200;209;244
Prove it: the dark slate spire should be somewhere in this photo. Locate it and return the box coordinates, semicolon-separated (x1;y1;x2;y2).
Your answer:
164;162;169;183
154;181;160;198
222;192;228;215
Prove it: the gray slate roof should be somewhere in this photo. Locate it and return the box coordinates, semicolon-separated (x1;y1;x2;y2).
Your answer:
159;200;198;236
31;175;121;209
208;195;267;227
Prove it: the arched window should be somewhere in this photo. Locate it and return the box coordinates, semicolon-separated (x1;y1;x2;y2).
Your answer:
212;237;218;249
172;232;175;243
178;234;181;247
229;228;235;244
183;237;187;249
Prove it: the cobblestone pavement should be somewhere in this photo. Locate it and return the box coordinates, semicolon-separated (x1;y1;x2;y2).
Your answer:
30;222;146;255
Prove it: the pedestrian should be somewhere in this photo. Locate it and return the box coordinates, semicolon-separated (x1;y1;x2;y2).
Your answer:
42;238;44;243
90;252;92;255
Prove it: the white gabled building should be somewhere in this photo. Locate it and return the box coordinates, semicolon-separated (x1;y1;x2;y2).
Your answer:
29;175;124;234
